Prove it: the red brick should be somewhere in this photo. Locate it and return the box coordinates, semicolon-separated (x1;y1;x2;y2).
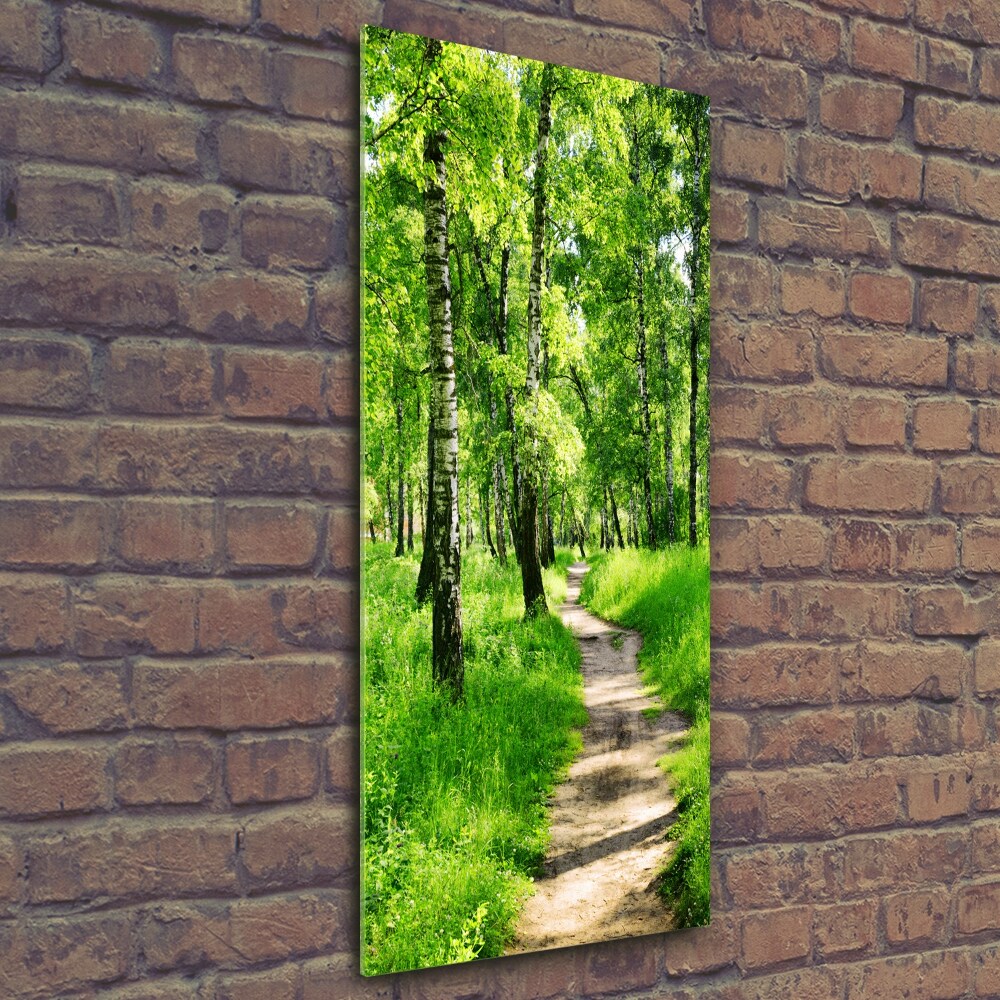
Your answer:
712;319;813;383
912;585;996;636
831;519;892;574
211;966;301;1000
241;806;351;889
753;709;854;766
64;5;164;87
914;400;973;452
130;180;234;254
976;944;1000;997
842;395;906;448
0;916;130;997
712;386;769;445
982;50;1000;100
241;194;339;271
0;0;59;74
779;265;845;319
0;834;20;905
222;348;319;421
849;271;914;326
115;739;215;806
959;882;1000;934
798;582;904;639
1;251;180;330
713;645;836;708
963;522;1000;572
741;906;811;969
0;744;110;818
226;737;320;804
814;900;877;958
0;334;91;410
885;888;951;946
104;0;251;25
108;339;214;415
976;640;1000;695
985;287;1000;338
896;522;958;574
15;167;122;243
860;145;923;203
850;20;919;82
118;498;214;572
711;189;749;244
916;0;1000;44
845;829;968;893
711;453;795;511
226;503;321;569
839;640;965;702
711;256;775;318
981;405;1000;455
919;278;979;335
759;199;890;262
712;517;756;574
716;122;786;190
725;842;841;908
926;36;975;94
27;820;235;902
848;950;971;999
859;702;954;757
133;655;348;729
0;90;200;174
820;78;905;139
325;726;358;795
0;499;103;568
142;893;342;972
0;572;70;653
902;211;1000;278
707;0;840;65
796;135;860;203
183;272;310;342
324;353;357;422
274;50;355;123
316;267;358;345
805;457;933;514
326;506;360;574
712;583;797;642
907;767;972;822
712;711;751;767
925;157;1000;225
916;96;1000;163
754;516;825;571
74;577;196;657
820;0;907;17
819;330;948;388
711;785;763;842
261;0;381;39
941;462;1000;514
0;661;126;733
217;118;356;200
972;763;1000;811
173;33;272;107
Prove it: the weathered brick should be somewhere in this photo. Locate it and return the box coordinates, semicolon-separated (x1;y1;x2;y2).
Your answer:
115;739;215;806
780;264;845;318
913;585;996;636
814;900;877;958
831;519;892;574
916;0;1000;44
972;764;1000;811
0;744;110;818
108;340;214;415
756;516;827;571
711;188;750;244
211;965;301;1000
707;0;841;66
133;655;348;729
710;453;795;511
860;145;923;203
711;255;775;317
0;661;126;733
64;5;164;87
173;33;272;107
907;767;972;822
845;828;968;893
759;199;891;262
805;457;934;514
925;157;1000;225
926;36;975;94
15;167;122;243
770;392;838;449
183;272;310;342
260;0;381;39
916;96;1000;162
959;882;1000;935
130;180;234;254
753;709;854;766
241;807;352;889
982;50;1000;101
842;395;906;448
0;572;70;653
711;785;764;843
798;583;904;640
796;134;859;203
847;950;971;999
984;287;1000;338
849;271;914;326
820;78;905;139
819;330;948;388
902;211;1000;279
74;577;197;657
0;334;92;410
0;0;59;74
712;319;813;383
225;503;321;570
839;640;965;702
976;640;1000;696
241;195;339;270
712;583;797;641
274;50;355;123
713;645;836;708
315;267;358;345
940;462;1000;514
820;0;907;17
725;842;841;908
850;20;919;82
976;943;1000;998
896;522;958;574
0;499;103;568
326;506;360;574
27;820;235;902
325;725;358;795
885;888;951;946
742;906;812;969
118;498;214;572
914;400;973;452
963;522;1000;573
919;278;979;334
716;122;786;190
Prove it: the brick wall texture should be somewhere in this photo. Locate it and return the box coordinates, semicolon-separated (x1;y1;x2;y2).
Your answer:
1;0;999;997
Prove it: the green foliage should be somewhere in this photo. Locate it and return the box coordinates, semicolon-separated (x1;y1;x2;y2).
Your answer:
362;543;586;973
580;545;710;927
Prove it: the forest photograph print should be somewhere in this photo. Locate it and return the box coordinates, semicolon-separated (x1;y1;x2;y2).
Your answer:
361;25;711;975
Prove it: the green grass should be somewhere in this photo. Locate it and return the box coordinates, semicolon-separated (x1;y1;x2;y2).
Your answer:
580;544;710;928
362;542;584;974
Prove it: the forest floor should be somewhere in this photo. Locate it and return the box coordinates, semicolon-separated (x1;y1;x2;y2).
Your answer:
507;561;690;953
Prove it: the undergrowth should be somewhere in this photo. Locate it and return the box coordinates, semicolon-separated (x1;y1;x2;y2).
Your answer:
580;544;710;928
362;542;583;974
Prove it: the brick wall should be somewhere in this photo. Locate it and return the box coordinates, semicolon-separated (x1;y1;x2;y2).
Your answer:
0;0;998;997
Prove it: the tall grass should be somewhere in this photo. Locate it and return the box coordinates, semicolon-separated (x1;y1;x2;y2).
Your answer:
362;542;584;974
580;544;710;927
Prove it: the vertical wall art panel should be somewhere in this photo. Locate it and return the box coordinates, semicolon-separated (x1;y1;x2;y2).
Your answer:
360;24;710;975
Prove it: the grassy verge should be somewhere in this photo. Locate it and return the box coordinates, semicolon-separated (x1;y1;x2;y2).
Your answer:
362;542;583;974
580;544;710;928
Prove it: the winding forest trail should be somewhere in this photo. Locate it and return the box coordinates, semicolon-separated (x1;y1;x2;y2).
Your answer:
507;562;689;954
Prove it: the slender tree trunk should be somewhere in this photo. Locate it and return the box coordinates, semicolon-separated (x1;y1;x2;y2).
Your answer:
395;398;405;557
423;106;463;696
493;457;507;565
407;473;414;552
465;480;473;549
385;473;393;544
539;469;552;568
688;123;706;548
519;62;553;619
635;254;657;549
577;518;586;559
559;488;566;546
659;329;676;545
368;520;377;544
416;404;434;604
609;484;625;549
483;482;497;558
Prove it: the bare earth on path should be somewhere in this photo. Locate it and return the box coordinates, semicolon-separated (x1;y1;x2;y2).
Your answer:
507;562;690;954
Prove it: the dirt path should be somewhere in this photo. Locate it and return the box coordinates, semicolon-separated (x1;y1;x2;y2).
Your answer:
507;562;689;954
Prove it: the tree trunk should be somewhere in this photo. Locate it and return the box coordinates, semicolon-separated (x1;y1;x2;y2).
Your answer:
407;473;414;552
394;398;405;557
635;254;657;550
465;480;473;549
416;402;434;604
609;484;625;549
493;457;507;565
688;119;706;548
519;62;554;619
659;329;676;545
423;105;463;696
483;482;497;558
539;469;552;568
368;520;377;544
